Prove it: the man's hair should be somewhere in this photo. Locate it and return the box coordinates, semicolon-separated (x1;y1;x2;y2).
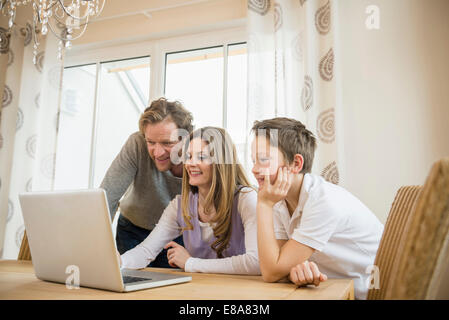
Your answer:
251;117;317;173
139;97;193;134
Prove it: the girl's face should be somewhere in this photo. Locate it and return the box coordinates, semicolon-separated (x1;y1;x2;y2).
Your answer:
185;138;213;189
251;136;288;186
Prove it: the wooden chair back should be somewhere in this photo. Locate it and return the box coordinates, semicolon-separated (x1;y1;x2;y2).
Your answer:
17;231;32;261
368;158;449;299
385;158;449;299
367;186;422;299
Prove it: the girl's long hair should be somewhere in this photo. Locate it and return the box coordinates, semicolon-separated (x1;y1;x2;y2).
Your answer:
181;127;252;258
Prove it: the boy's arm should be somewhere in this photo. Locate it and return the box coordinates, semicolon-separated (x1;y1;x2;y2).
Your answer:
257;201;315;282
277;239;287;248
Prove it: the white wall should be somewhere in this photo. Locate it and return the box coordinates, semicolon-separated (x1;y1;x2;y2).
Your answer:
337;0;449;223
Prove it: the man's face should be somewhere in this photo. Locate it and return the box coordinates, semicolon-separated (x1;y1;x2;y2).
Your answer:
251;136;287;186
144;118;179;172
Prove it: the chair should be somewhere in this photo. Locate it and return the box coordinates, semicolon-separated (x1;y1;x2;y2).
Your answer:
367;185;422;300
368;158;449;299
17;231;32;261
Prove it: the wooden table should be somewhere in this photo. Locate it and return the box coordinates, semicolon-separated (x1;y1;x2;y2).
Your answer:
0;260;354;300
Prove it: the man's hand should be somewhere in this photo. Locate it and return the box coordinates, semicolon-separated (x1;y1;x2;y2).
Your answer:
289;261;327;287
258;167;293;207
164;241;191;269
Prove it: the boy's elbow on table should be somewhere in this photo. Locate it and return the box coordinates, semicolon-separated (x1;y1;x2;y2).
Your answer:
260;267;287;283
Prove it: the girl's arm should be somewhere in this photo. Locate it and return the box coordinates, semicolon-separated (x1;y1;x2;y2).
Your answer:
120;196;182;269
184;189;261;275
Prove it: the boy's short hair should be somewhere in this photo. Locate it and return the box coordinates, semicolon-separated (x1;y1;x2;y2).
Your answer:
252;117;317;173
139;97;193;134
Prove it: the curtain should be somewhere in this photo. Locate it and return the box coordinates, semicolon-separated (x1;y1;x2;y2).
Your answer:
0;16;63;259
245;0;341;184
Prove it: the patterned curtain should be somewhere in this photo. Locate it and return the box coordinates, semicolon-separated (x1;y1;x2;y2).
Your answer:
0;20;63;259
245;0;340;184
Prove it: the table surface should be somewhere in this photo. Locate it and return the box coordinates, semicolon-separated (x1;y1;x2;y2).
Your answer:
0;260;354;300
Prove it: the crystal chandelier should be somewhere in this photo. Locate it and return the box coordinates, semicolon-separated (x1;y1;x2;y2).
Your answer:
0;0;105;62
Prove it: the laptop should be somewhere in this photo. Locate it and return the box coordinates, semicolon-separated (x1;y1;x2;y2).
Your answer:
18;188;192;292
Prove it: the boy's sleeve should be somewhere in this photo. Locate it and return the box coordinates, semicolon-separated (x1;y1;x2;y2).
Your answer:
291;195;342;252
273;203;289;240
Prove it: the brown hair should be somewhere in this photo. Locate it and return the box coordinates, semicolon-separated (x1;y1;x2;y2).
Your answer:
251;117;317;173
139;97;193;134
181;127;253;258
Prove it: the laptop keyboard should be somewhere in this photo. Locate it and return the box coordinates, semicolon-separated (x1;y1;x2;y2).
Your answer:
122;275;152;284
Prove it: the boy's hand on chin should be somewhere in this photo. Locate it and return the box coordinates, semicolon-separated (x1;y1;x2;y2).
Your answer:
257;167;293;207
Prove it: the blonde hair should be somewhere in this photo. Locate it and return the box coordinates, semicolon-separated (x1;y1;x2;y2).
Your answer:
181;127;252;258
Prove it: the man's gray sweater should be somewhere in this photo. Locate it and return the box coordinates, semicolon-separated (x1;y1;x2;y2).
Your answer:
100;132;182;230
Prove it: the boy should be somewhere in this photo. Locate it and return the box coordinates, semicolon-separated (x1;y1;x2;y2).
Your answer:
251;117;383;299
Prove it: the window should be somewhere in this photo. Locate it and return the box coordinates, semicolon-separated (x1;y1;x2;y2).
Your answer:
55;56;150;190
93;57;150;187
54;64;97;190
226;43;248;161
57;29;247;191
165;46;224;129
164;42;248;163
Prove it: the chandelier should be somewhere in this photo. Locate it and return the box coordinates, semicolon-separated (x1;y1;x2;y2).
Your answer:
0;0;105;62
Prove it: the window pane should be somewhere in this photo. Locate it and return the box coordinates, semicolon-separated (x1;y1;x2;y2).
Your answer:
54;64;97;190
226;43;248;164
165;47;224;129
93;56;150;187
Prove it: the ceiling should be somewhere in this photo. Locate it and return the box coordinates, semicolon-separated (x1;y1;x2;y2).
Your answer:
74;0;247;46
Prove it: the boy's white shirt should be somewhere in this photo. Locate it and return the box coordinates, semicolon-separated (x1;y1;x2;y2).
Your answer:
273;173;384;300
120;187;261;275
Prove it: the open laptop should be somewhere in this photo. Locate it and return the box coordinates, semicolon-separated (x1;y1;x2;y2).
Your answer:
18;189;191;292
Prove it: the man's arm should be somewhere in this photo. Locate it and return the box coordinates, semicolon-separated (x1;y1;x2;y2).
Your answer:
100;133;139;220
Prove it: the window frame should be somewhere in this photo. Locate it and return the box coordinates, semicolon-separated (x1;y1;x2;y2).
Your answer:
65;26;246;103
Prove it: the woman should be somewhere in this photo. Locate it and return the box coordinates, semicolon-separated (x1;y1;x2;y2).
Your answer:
120;127;260;275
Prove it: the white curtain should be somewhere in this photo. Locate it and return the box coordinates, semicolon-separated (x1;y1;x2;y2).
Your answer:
0;16;63;259
245;0;341;184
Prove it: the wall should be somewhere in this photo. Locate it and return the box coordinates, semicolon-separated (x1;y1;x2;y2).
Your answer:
336;0;449;223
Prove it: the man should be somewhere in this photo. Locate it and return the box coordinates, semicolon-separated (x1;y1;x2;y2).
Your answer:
100;97;193;268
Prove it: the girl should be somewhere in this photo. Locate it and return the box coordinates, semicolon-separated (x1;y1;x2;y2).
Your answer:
120;127;260;275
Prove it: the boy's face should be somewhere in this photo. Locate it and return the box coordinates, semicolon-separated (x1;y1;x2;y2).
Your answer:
251;136;288;186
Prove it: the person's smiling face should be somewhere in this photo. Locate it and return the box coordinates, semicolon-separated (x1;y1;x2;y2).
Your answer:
144;118;179;172
184;137;213;189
